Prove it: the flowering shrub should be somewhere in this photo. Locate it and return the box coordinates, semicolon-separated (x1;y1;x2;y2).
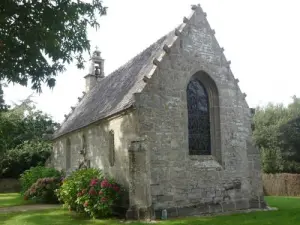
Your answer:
76;178;121;218
57;168;122;218
24;177;61;203
57;168;102;211
20;166;63;195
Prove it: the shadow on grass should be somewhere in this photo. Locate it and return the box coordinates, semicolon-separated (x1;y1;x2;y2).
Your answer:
0;193;34;208
1;209;95;225
1;197;300;225
0;209;131;225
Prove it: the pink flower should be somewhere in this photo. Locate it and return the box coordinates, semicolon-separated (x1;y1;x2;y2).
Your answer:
90;178;99;186
77;192;82;197
101;197;107;203
82;189;87;194
100;179;110;188
98;191;103;195
83;201;89;207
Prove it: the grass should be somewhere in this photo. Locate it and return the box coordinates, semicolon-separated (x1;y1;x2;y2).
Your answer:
0;196;300;224
0;193;33;208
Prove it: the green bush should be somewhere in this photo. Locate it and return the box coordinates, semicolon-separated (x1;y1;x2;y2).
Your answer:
24;177;61;203
0;141;52;178
57;168;122;218
261;147;283;173
20;166;62;195
57;168;103;211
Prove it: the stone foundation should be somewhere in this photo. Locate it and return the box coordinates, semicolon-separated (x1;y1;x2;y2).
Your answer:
125;206;154;220
125;199;267;220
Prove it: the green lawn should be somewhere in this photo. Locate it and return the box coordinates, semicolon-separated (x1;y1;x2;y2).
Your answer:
0;193;33;208
0;197;300;225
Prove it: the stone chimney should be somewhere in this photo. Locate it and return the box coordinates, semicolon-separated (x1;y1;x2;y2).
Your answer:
84;47;105;92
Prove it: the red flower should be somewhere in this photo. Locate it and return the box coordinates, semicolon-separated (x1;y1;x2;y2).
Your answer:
90;178;99;186
89;187;97;196
98;191;103;195
83;201;89;207
100;179;110;188
101;197;107;202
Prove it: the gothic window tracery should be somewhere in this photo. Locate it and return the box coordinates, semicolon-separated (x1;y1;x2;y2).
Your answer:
187;78;211;155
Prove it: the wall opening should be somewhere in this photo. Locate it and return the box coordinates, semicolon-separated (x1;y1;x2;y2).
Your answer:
109;130;115;166
186;71;221;162
66;138;71;170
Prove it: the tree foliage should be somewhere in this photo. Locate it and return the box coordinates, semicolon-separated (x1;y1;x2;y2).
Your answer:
0;97;59;154
279;116;300;170
0;141;53;178
253;96;300;173
0;83;9;112
0;0;107;92
0;97;59;178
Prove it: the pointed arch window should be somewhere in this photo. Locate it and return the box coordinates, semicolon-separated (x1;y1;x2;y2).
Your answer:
187;78;211;155
81;134;87;155
109;130;115;166
66;138;71;169
186;71;221;162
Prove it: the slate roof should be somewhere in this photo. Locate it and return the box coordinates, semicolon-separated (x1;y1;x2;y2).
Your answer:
53;30;178;139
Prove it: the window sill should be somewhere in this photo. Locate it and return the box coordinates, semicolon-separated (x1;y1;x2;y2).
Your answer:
188;155;223;170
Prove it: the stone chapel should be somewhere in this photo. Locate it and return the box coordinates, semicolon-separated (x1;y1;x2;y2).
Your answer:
50;4;266;219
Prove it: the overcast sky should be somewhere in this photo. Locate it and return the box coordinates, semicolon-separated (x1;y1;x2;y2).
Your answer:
3;0;300;123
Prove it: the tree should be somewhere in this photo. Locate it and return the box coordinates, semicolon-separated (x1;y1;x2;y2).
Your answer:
0;97;59;178
0;0;107;92
0;83;9;112
280;117;300;158
252;103;290;151
252;96;300;173
278;97;300;173
0;140;52;178
0;96;59;154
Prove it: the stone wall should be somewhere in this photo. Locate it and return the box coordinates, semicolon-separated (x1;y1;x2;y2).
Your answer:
135;6;265;217
0;179;20;193
51;110;138;192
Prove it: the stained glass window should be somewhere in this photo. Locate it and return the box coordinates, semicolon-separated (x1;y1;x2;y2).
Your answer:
187;78;211;155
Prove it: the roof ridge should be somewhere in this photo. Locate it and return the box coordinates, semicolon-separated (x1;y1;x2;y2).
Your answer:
53;4;204;139
101;34;168;82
